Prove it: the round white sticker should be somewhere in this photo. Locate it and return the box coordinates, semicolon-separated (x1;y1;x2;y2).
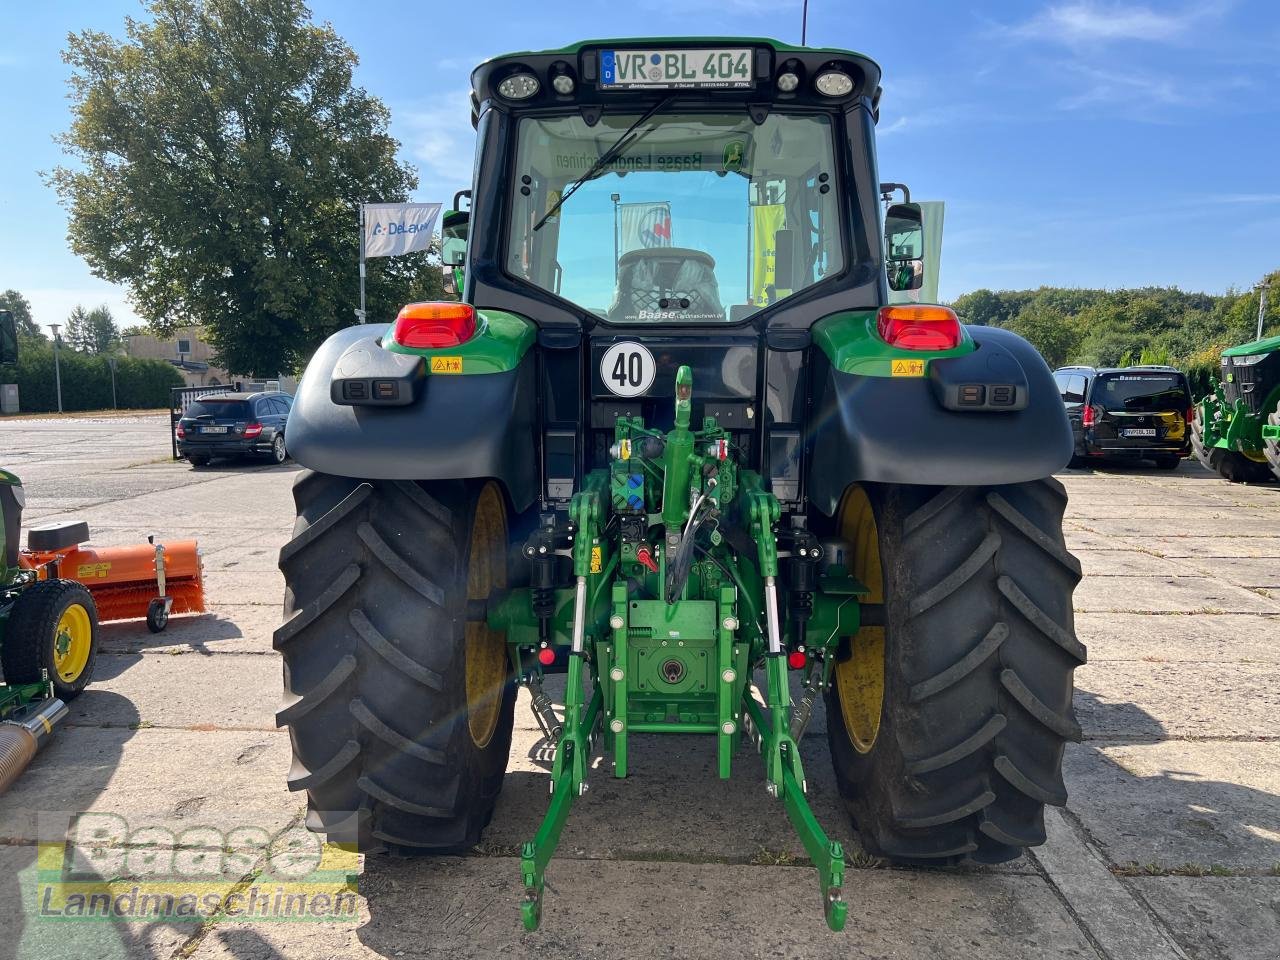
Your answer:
600;341;656;398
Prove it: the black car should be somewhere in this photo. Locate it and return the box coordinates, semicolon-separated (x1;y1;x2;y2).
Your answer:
176;392;293;466
1055;365;1192;469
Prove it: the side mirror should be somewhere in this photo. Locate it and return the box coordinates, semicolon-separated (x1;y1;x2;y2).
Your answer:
0;310;17;365
884;202;924;292
441;210;468;268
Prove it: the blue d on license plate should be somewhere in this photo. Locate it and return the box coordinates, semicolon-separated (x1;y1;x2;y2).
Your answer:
601;49;753;89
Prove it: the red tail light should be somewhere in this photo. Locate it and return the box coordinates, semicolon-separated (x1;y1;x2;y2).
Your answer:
1186;406;1195;424
176;423;185;439
243;423;263;439
876;305;963;351
1081;405;1095;428
391;302;477;349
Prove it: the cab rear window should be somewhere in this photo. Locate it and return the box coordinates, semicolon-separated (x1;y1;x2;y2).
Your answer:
1094;375;1189;412
185;400;252;418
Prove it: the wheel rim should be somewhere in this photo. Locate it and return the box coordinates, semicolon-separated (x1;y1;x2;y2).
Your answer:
465;483;508;748
53;602;93;684
274;437;286;462
833;486;885;754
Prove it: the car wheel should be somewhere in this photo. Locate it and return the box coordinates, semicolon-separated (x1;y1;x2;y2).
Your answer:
1153;456;1181;471
271;434;288;465
188;455;211;467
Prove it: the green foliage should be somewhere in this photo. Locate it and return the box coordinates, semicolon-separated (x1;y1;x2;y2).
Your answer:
65;304;120;354
952;270;1280;379
10;341;183;412
0;290;44;340
49;0;422;377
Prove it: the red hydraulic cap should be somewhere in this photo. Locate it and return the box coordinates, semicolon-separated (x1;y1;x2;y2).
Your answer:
537;647;556;666
635;546;659;573
787;649;808;670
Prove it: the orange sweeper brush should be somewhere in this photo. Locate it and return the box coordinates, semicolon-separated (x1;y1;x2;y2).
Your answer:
20;521;205;633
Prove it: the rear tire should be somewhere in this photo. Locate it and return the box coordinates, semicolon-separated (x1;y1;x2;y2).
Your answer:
188;456;210;467
1213;449;1273;484
1153;456;1181;471
825;480;1084;864
1;580;99;700
275;471;516;852
1189;417;1215;471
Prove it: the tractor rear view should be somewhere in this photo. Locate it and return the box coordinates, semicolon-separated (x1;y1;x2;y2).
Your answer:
1192;335;1280;483
276;38;1084;930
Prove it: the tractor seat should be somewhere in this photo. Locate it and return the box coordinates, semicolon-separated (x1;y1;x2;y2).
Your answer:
27;521;91;553
609;247;724;322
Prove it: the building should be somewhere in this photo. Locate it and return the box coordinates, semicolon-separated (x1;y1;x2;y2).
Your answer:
123;325;296;393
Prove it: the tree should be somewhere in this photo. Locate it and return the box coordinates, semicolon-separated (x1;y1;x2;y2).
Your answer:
50;0;420;376
66;304;120;354
0;290;44;340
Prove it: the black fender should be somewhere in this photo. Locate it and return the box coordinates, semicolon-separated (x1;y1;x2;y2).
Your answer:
285;324;539;512
808;325;1072;515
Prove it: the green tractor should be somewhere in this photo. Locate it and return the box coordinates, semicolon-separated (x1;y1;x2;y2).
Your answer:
0;311;101;790
277;39;1084;930
1191;334;1280;483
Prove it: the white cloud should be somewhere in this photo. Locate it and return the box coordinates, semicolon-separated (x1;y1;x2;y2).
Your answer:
1057;62;1189;108
1007;2;1220;45
394;89;478;203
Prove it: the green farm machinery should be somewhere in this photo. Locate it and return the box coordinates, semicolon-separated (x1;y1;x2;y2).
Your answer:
0;311;100;791
1192;334;1280;483
276;38;1085;930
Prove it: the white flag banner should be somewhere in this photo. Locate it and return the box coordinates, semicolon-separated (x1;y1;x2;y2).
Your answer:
363;202;442;259
619;202;672;254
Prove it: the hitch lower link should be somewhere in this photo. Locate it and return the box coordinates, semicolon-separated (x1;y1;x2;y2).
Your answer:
516;484;848;933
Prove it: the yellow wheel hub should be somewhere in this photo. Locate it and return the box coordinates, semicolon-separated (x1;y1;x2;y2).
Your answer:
53;602;93;684
833;487;886;754
465;483;509;749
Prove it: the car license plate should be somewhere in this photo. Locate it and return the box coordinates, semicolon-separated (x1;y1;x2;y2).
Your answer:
202;426;228;434
1123;428;1156;437
601;49;753;90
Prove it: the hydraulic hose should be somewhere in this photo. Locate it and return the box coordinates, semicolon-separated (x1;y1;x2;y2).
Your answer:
0;698;68;793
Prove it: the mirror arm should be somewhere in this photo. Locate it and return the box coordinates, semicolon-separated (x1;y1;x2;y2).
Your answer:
879;182;910;204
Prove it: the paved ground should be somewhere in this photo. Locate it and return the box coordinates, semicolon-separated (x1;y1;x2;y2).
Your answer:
0;414;1277;960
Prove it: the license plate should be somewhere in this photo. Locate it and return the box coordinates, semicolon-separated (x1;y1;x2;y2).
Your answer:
1123;428;1156;437
601;48;753;90
201;426;228;434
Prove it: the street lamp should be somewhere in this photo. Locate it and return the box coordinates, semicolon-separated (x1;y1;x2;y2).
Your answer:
48;323;64;414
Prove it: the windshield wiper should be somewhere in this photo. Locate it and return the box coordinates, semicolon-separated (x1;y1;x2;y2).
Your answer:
532;96;675;232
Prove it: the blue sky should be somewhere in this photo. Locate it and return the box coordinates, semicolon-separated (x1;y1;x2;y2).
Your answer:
1;0;1278;332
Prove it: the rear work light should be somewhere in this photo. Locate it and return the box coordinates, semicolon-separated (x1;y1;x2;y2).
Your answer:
391;302;478;349
876;305;963;352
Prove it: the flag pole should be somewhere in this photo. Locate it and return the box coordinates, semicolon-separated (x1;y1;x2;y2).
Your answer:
358;202;367;323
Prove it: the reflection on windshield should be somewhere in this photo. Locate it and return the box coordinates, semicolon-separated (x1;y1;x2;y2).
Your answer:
1098;376;1188;412
507;112;844;322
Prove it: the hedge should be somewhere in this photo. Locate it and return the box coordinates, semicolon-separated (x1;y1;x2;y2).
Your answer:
3;342;185;412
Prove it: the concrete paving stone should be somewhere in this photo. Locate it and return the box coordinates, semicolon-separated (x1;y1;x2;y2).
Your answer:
71;652;282;730
0;844;229;960
202;543;288;574
1082;515;1280;538
202;570;286;605
1167;556;1280;590
1118;536;1280;559
0;725;300;844
1075;612;1279;663
1127;877;1280;960
1074;574;1280;613
97;610;269;655
1063;741;1280;869
1069;503;1273;522
1063;526;1134;551
1075;660;1280;740
1073;549;1185;576
186;857;1099;960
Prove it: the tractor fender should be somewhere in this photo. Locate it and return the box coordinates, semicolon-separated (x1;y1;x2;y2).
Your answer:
808;325;1072;515
285;324;538;511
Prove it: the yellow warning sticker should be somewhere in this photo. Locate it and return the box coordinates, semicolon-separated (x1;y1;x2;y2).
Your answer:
890;359;925;377
430;356;463;374
590;546;603;574
619;438;632;460
76;563;111;579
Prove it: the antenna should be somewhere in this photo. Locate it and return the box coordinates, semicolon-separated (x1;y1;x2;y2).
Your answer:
802;0;809;45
